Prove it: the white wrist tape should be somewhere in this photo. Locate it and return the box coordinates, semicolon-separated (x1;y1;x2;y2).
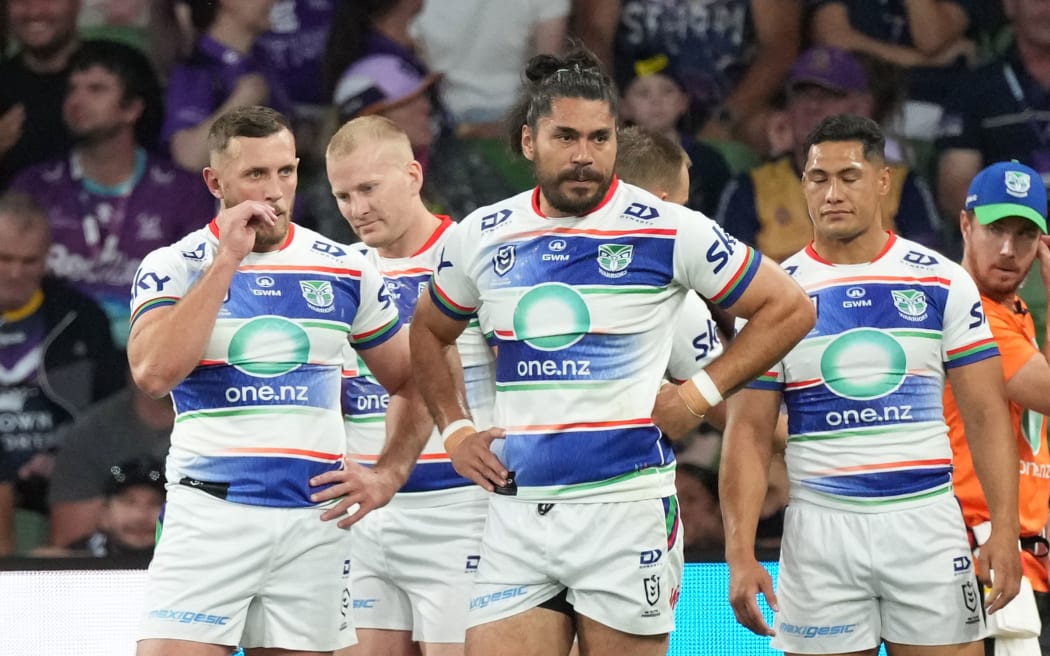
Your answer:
689;370;724;407
441;419;476;451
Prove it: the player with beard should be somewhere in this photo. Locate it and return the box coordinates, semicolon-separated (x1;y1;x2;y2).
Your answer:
128;105;432;656
409;48;815;656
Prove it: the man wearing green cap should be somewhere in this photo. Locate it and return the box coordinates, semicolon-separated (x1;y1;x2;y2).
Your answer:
946;159;1050;656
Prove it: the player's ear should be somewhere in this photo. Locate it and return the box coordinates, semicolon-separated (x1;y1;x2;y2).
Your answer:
202;168;223;200
407;159;423;193
521;125;536;161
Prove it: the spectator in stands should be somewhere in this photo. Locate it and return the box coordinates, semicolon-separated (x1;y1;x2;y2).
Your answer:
937;0;1050;332
257;0;334;114
716;47;943;261
78;0;152;54
0;0;81;189
11;40;215;346
572;0;801;157
49;383;173;547
330;43;530;227
412;0;569;135
162;0;288;172
41;456;166;558
808;0;977;142
618;53;732;215
0;191;124;556
676;463;725;554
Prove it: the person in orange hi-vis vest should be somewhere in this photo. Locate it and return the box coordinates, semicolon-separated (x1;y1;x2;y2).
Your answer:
945;159;1050;656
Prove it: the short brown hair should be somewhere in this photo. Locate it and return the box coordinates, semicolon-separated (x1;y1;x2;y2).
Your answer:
615;126;690;193
207;105;293;157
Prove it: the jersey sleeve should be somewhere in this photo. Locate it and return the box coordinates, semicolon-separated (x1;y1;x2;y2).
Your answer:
666;292;724;382
427;221;480;321
942;262;1000;368
673;210;763;309
348;255;402;350
128;246;193;328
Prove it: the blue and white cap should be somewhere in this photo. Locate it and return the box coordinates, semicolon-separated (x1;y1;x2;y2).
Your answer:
965;160;1048;233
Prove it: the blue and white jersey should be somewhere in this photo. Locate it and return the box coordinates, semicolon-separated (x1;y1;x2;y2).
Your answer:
342;217;496;506
130;221;401;508
749;234;998;512
429;179;762;502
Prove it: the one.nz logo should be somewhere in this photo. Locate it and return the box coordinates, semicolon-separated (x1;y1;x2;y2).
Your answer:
597;243;633;278
891;289;927;322
301;280;335;313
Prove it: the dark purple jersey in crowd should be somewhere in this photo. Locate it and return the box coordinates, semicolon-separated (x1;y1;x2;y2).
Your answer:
10;149;216;345
162;35;292;145
256;0;334;107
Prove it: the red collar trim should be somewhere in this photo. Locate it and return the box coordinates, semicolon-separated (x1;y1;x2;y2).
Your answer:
805;231;896;265
412;215;454;256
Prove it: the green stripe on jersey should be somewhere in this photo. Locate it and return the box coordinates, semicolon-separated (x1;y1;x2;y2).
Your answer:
813;482;952;507
495;380;619;392
541;462;677;496
176;406;328;422
578;285;668;295
787;421;942;443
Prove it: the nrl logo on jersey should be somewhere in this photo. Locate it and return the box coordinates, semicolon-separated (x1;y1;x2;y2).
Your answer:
493;244;516;276
597;243;633;278
301;280;335;313
891;289;927;322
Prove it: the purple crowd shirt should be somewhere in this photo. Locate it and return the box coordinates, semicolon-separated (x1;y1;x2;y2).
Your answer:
162;34;292;144
10;150;216;344
256;0;334;107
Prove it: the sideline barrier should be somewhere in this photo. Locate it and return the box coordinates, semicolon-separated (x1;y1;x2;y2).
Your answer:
0;556;782;655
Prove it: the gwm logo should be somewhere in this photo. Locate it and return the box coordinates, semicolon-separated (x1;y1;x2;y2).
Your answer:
597;243;633;278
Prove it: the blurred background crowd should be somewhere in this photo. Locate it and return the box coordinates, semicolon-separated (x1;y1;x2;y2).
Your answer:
0;0;1035;561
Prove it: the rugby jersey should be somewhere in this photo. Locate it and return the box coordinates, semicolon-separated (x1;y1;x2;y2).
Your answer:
341;217;496;505
749;233;999;512
129;220;401;508
429;178;761;502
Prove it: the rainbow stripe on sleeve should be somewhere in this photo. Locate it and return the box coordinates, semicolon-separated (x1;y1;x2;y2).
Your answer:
428;281;476;320
710;247;761;307
129;296;179;327
351;315;401;349
944;337;998;369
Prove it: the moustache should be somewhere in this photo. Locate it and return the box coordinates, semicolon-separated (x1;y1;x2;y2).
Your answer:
558;167;603;184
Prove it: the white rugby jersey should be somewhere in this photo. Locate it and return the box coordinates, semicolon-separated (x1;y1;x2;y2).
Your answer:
341;217;496;505
429;179;762;502
129;221;401;508
749;234;998;512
